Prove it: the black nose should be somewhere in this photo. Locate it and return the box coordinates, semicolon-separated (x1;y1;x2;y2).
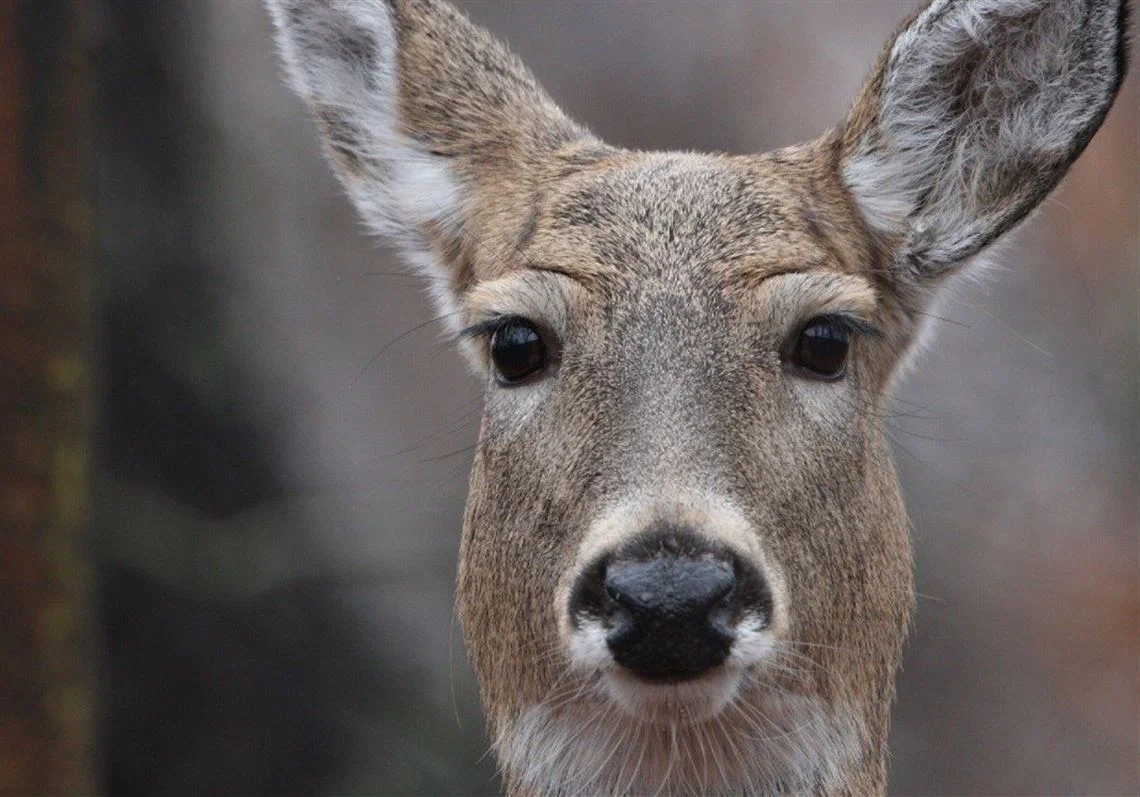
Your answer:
569;528;770;682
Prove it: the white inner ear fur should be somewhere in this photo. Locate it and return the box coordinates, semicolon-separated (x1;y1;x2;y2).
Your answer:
843;0;1120;267
265;0;464;294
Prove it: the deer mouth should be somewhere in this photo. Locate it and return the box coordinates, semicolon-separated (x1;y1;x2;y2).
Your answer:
600;660;747;724
566;605;780;725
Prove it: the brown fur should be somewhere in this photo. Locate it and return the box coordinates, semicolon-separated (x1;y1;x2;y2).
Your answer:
265;0;1128;793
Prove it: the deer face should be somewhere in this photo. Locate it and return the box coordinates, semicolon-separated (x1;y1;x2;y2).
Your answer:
265;0;1127;793
456;151;914;791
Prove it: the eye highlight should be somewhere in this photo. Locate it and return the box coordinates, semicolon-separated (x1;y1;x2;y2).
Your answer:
489;317;547;385
788;315;854;380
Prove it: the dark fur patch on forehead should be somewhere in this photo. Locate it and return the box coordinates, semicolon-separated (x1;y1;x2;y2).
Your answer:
739;195;787;238
516;201;542;252
550;144;617;179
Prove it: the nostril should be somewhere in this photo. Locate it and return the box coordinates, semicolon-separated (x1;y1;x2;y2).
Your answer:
709;577;735;606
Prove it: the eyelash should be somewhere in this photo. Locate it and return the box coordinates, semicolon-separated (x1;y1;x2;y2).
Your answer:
750;313;881;341
457;317;508;342
813;313;882;339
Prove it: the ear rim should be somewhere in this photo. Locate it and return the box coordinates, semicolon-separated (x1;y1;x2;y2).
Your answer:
839;0;1131;279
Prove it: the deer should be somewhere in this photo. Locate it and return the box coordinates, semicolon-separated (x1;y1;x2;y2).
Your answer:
264;0;1128;794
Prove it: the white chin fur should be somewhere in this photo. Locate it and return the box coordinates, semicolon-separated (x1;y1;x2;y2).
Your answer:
501;679;859;797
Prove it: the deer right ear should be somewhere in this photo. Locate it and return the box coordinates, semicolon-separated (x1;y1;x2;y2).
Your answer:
839;0;1128;281
265;0;591;304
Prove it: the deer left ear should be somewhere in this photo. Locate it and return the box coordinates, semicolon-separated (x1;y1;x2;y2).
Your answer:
265;0;594;320
840;0;1129;279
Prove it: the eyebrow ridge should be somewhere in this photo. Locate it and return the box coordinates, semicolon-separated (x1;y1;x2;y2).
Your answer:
523;262;606;293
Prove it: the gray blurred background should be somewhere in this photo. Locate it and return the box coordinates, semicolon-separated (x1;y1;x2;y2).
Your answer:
93;1;1138;795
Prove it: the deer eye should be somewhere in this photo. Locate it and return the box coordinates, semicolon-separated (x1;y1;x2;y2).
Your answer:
490;317;547;384
789;316;851;380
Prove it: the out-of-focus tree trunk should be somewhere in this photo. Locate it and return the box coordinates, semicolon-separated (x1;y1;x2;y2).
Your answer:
0;1;95;794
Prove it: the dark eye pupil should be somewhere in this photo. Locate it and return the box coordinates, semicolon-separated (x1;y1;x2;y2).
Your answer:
793;317;850;378
490;319;546;384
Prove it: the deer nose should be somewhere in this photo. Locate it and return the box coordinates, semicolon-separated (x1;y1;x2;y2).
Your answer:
569;528;771;682
603;553;737;681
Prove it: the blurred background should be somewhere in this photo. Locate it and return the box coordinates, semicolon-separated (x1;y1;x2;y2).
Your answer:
7;1;1137;795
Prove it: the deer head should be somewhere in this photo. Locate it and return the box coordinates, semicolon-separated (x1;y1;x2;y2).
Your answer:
265;0;1128;793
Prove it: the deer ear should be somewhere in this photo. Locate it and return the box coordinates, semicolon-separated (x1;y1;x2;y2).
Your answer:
840;0;1128;279
265;0;590;295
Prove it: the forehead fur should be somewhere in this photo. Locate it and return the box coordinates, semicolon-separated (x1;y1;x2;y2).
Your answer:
474;141;879;295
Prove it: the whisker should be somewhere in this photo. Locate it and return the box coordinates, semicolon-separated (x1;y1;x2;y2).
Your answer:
650;722;679;797
349;309;464;388
622;723;648;797
705;711;730;792
581;703;627;792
